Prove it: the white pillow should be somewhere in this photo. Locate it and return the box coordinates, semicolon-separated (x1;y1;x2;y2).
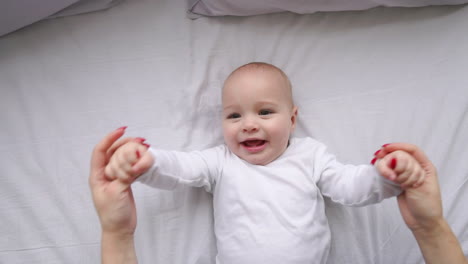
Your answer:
188;0;468;16
0;0;120;37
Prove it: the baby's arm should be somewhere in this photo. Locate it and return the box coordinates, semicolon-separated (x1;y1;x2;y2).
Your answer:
374;150;426;189
105;140;154;184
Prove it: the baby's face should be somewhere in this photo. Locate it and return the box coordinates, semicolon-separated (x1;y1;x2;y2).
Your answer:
222;69;297;165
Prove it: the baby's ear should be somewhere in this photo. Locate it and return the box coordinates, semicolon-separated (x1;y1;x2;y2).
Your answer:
291;106;298;129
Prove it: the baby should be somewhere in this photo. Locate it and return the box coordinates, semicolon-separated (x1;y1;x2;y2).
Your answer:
105;62;425;264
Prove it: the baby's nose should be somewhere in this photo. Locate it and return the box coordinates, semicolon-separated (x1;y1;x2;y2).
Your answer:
242;117;259;132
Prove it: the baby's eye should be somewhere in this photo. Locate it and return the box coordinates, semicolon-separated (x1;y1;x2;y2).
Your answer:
259;109;273;115
227;113;241;119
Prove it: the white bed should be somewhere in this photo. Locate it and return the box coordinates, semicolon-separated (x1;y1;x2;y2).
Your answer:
1;0;467;263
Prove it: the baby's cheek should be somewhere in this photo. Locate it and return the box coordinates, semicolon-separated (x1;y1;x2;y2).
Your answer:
222;128;237;152
222;130;235;145
276;127;292;145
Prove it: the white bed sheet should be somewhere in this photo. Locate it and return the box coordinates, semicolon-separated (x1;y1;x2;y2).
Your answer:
0;0;467;263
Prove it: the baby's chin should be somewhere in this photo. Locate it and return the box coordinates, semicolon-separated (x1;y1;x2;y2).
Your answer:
243;157;271;166
237;151;283;166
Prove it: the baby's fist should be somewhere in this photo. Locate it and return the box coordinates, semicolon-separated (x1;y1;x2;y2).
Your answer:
105;141;154;183
375;150;425;189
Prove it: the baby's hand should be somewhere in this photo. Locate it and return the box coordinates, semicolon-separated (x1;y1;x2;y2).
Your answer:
105;140;154;183
374;150;425;189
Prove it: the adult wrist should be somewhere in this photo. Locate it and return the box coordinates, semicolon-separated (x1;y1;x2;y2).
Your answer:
410;218;467;264
101;222;136;235
411;217;449;240
101;231;137;264
102;231;135;241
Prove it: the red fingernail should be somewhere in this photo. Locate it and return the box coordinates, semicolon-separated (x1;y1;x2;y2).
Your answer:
136;150;141;159
370;157;377;165
390;158;397;169
374;150;381;156
382;143;390;148
117;126;127;131
135;137;146;143
142;143;150;148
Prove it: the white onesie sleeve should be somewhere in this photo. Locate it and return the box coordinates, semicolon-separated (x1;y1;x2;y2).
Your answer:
314;143;401;206
137;145;226;193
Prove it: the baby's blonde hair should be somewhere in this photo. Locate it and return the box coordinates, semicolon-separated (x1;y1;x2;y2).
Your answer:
223;62;294;107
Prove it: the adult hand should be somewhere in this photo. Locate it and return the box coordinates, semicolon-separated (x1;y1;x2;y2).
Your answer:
89;127;138;236
375;143;442;232
375;143;467;264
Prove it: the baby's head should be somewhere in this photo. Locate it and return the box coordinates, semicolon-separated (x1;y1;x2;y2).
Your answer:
222;62;298;165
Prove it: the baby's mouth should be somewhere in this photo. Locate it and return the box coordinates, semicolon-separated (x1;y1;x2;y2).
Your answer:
241;140;267;153
241;140;266;147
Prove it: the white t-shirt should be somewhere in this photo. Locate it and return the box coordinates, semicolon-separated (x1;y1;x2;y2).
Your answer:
138;137;401;264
